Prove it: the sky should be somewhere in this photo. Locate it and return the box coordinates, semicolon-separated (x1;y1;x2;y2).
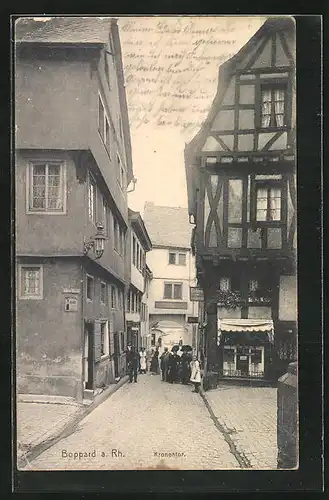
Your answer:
117;16;267;215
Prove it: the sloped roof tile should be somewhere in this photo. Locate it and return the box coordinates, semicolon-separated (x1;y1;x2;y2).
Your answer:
15;16;115;44
143;202;192;249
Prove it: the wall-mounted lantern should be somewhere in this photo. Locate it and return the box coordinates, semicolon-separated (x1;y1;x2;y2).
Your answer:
83;222;106;259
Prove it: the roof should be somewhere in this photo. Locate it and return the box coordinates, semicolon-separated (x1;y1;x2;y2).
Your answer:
218;319;274;332
128;208;152;251
15;16;116;44
15;16;134;185
143;202;193;249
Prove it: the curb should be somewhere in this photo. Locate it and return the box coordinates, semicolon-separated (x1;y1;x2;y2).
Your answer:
17;376;129;469
199;388;252;469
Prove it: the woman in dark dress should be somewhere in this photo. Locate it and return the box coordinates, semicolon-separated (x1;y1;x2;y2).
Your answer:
150;347;159;374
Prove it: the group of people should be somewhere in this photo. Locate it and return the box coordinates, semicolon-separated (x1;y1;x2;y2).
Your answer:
159;346;202;393
126;344;202;393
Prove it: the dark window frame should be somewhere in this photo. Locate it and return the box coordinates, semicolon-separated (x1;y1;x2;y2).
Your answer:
86;275;94;301
163;282;183;300
258;82;288;130
250;178;283;226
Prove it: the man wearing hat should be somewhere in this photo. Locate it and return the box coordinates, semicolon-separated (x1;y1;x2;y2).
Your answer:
126;343;139;383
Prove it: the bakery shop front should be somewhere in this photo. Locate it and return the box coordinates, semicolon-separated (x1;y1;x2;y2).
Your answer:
218;319;274;380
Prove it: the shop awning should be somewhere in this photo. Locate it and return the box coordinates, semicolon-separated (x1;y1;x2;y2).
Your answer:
219;319;273;332
218;319;274;344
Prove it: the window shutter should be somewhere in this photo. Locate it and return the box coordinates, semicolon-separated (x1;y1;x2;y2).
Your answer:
94;320;102;362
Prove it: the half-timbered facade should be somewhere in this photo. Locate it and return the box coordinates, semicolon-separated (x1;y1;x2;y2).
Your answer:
185;17;296;383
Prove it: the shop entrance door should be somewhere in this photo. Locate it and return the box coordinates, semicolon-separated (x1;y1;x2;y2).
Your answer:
84;321;94;389
236;355;249;375
113;332;120;378
236;346;249;376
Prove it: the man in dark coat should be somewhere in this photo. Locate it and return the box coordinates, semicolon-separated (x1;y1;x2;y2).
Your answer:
168;349;179;383
181;350;191;384
160;347;169;381
126;344;139;383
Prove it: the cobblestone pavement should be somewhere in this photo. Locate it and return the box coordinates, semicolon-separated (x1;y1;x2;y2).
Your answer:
22;374;240;471
17;402;81;458
205;384;277;469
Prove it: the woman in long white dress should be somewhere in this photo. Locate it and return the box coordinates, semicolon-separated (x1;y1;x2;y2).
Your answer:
139;347;147;374
190;355;201;393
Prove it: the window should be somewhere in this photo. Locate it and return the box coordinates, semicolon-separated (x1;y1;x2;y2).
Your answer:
120;331;125;351
88;175;96;223
86;275;94;301
117;154;122;188
164;283;182;300
100;282;107;304
105;117;111;156
119;229;125;257
219;277;230;292
178;253;186;266
98;93;112;158
110;285;116;309
27;162;65;213
102;198;107;233
127;290;131;312
223;347;235;363
98;95;105;139
249;279;259;292
151;333;156;347
118;289;123;309
256;186;282;221
19;265;43;299
114;217;118;250
136;245;140;269
169;252;176;265
260;85;286;128
168;252;186;266
132;236;136;265
100;321;109;357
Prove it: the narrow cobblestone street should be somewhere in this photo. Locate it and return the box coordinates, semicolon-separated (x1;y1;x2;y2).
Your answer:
21;374;277;471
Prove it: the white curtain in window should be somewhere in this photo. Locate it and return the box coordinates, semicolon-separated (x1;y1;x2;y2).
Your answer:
274;89;285;127
32;164;46;209
256;188;268;221
269;188;281;220
261;89;272;127
48;164;62;210
24;268;39;294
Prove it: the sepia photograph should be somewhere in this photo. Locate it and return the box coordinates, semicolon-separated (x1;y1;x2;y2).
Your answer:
14;15;298;473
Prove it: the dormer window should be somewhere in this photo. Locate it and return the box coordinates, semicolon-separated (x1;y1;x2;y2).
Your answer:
260;85;286;128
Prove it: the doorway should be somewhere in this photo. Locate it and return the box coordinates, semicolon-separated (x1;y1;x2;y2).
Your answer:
236;354;249;375
84;321;94;389
236;346;249;376
113;332;120;378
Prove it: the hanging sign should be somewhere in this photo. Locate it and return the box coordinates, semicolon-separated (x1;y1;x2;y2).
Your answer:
190;287;204;301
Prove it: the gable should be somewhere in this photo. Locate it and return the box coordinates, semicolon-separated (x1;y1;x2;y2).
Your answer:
199;21;295;158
